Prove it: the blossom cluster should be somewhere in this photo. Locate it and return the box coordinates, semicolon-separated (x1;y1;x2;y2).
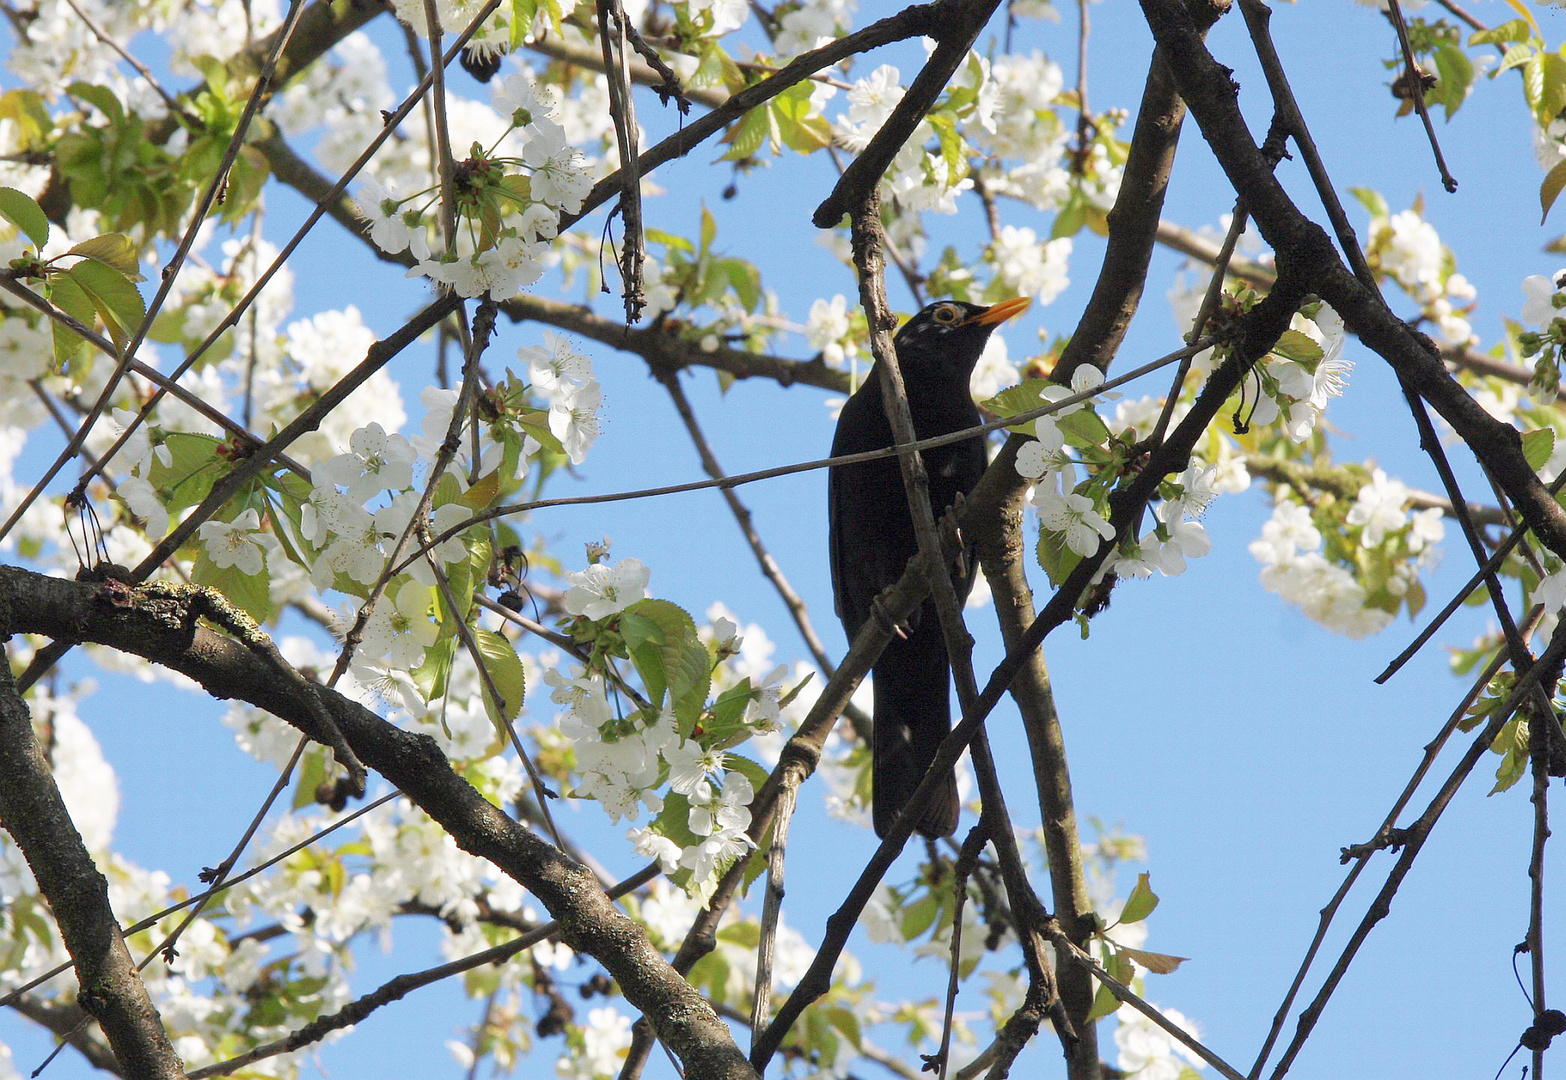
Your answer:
354;72;590;300
1012;364;1216;581
543;559;791;896
1361;201;1478;347
1249;480;1444;639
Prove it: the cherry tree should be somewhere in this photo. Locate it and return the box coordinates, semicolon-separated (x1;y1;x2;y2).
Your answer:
0;0;1564;1078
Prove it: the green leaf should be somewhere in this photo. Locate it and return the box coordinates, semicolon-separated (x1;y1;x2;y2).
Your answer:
717;104;770;162
724;753;769;796
646;227;694;254
147;432;223;514
1052;197;1085;239
292;748;328;810
773;83;831;154
1348;187;1389;222
717;258;761;312
47;272;96;371
65;82;124;124
1087;979;1121;1022
412;635;457;703
1037;523;1082;588
190;549;272;624
1542;160;1566;225
977;377;1052;432
1056;406;1110;450
65;260;145;351
0;187;48;250
927;110;964;176
1527;52;1566;123
1470;18;1532;46
621;599;711;732
473;626;526;729
699;205;717;255
825;1006;863;1051
67;233;143;279
1118;946;1188;975
707;680;752;740
1524;428;1556;471
1119;872;1160;924
1271;328;1324;364
508;0;534;48
1433;43;1474;120
0;89;52;150
515;409;564;457
900;893;938;940
1497;43;1535;77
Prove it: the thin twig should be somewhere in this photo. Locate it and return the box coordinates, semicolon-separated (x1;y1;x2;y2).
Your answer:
0;276;311;480
16;296;461;696
61;0;194;123
66;0;501;500
653;366;839;683
1384;0;1458;193
421;0;459;249
424;543;568;852
935;825;989;1080
329;301;486;685
1248;638;1524;1076
0;0;312;546
186;864;661;1078
598;0;645;323
397;338;1215;577
1149;202;1248;448
1376;466;1566;684
0;793;401;1011
1528;686;1551;1080
1265;621;1566;1080
749;781;795;1052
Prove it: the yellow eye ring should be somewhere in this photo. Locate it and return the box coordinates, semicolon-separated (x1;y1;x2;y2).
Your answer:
931;304;961;324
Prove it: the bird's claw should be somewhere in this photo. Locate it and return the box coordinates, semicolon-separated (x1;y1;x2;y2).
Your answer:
941;494;970;578
871;591;911;640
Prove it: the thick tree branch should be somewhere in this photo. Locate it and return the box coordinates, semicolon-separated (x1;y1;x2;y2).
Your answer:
0;640;188;1079
1135;0;1566;562
811;0;1004;227
0;566;758;1080
965;6;1230;1068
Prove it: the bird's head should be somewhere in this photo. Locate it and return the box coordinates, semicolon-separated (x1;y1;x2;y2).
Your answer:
892;297;1031;379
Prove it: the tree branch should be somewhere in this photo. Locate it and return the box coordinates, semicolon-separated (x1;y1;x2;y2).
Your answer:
1135;0;1566;564
0;566;759;1080
0;640;188;1079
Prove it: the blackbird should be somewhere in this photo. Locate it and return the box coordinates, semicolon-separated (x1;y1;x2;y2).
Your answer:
829;296;1030;839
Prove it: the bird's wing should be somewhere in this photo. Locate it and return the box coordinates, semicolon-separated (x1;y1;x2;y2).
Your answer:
829;387;906;637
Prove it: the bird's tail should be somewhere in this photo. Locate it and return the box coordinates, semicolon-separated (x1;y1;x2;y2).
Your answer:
871;615;959;839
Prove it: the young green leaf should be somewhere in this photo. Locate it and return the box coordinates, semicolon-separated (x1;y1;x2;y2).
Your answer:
1542;160;1566;224
67;233;143;279
47;272;96;371
1117;946;1188;975
1118;871;1160;924
0;186;48;250
474;626;526;729
66;259;145;350
1523;428;1556;471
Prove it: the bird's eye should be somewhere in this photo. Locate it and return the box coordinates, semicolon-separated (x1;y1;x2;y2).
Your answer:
931;304;961;324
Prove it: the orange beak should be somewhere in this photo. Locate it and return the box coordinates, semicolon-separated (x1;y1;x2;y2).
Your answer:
966;296;1031;326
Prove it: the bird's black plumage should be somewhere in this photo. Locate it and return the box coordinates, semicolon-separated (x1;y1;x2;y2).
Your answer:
828;297;1029;839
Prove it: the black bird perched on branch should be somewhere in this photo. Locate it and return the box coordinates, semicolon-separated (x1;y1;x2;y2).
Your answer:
829;296;1030;839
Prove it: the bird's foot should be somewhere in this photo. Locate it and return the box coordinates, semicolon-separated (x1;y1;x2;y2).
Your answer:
870;591;911;640
942;494;970;578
